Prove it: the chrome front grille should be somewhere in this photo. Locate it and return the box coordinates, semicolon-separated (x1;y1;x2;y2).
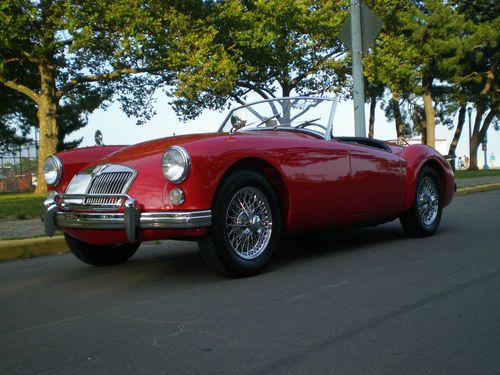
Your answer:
61;164;136;211
85;172;133;206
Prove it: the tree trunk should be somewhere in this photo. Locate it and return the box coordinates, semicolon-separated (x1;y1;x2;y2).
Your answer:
422;80;435;149
469;106;499;170
392;92;404;142
448;105;466;170
34;63;59;195
368;94;376;138
469;130;481;170
469;66;496;170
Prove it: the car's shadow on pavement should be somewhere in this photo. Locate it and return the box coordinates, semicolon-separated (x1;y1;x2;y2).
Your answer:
57;221;423;283
271;222;409;269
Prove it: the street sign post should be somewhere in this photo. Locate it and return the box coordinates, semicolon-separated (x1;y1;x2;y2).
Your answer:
339;2;382;138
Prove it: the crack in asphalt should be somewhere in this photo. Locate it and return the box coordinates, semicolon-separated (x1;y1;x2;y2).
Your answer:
244;267;500;374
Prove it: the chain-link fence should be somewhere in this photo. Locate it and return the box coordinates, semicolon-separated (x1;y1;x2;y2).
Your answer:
0;144;37;193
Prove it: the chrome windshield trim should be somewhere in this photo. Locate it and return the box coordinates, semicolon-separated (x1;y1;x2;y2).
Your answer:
218;96;338;140
55;209;212;230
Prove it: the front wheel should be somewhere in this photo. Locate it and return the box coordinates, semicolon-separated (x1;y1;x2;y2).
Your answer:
400;167;442;237
64;234;140;266
198;170;282;277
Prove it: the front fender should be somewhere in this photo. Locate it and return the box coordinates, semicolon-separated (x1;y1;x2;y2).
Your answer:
50;145;128;193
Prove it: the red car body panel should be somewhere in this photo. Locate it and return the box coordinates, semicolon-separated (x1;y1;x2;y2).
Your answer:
64;227;207;246
48;129;454;246
51;145;127;193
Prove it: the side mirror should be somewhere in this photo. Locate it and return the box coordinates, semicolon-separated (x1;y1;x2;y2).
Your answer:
95;130;104;146
231;111;247;130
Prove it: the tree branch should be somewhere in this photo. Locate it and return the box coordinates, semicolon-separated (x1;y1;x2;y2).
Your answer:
237;82;271;99
1;79;39;104
290;50;343;87
57;66;162;99
478;104;499;141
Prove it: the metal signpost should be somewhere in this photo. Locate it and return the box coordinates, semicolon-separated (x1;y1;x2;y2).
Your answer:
339;1;383;138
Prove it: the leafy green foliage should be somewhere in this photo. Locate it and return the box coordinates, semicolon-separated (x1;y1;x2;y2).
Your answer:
363;0;498;156
0;0;222;192
171;0;351;119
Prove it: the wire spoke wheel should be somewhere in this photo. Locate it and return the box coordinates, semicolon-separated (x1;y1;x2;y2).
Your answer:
226;187;273;260
417;176;439;226
400;166;442;238
198;170;281;277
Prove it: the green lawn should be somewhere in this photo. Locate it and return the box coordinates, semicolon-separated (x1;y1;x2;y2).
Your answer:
0;192;45;219
454;169;500;179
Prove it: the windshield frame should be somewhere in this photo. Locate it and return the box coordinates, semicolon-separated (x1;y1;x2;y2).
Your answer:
218;97;338;141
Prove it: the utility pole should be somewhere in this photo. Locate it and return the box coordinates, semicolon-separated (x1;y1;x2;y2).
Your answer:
467;107;472;166
350;0;366;138
340;2;382;138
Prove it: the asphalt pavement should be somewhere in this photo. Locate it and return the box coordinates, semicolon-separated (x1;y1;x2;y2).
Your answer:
1;190;500;374
0;175;500;260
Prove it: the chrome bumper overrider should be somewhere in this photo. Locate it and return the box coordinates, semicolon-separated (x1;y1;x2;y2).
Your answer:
43;194;212;243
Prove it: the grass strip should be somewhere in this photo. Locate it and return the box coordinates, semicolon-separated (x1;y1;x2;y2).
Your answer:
454;169;500;179
0;192;45;219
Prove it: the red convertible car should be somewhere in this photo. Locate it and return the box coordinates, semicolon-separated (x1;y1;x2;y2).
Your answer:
43;97;454;277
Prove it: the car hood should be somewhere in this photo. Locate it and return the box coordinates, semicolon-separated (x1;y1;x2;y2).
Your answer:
94;133;227;166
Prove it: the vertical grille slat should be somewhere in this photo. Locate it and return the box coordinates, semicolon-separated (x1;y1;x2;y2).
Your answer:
84;170;133;207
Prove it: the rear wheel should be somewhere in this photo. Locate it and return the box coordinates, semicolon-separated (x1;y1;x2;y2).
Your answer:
198;170;282;277
400;167;442;237
64;234;140;266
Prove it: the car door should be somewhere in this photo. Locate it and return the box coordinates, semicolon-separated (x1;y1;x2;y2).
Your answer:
280;138;353;231
347;143;407;221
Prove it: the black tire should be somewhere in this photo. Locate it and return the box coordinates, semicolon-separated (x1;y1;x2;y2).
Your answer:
198;170;282;277
400;166;443;237
64;233;140;266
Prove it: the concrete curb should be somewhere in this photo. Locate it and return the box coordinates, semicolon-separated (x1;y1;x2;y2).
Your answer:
455;183;500;196
1;183;499;261
0;236;68;261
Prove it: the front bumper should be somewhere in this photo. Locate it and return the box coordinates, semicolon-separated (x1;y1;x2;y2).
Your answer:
43;194;212;243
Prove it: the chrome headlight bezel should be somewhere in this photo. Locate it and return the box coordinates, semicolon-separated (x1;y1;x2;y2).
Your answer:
43;155;62;186
161;146;191;183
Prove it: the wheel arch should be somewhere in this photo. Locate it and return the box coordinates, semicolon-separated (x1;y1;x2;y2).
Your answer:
214;157;290;228
404;157;452;210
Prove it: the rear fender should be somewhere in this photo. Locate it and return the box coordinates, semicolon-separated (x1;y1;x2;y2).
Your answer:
400;145;455;210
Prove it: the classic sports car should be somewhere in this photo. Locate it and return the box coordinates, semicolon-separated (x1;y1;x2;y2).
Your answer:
43;97;454;277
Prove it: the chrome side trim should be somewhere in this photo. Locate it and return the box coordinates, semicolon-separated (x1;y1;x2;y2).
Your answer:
54;210;213;230
140;210;212;229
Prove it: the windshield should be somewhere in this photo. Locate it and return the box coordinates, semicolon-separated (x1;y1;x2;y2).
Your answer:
219;97;338;140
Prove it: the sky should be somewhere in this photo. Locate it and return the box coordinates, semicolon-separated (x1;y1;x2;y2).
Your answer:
70;93;499;168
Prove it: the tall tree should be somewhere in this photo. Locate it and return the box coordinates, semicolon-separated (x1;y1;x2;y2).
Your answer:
365;0;472;148
452;0;499;169
364;0;421;141
0;0;221;193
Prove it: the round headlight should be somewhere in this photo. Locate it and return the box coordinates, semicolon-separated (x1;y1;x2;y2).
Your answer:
161;146;190;183
43;155;62;186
